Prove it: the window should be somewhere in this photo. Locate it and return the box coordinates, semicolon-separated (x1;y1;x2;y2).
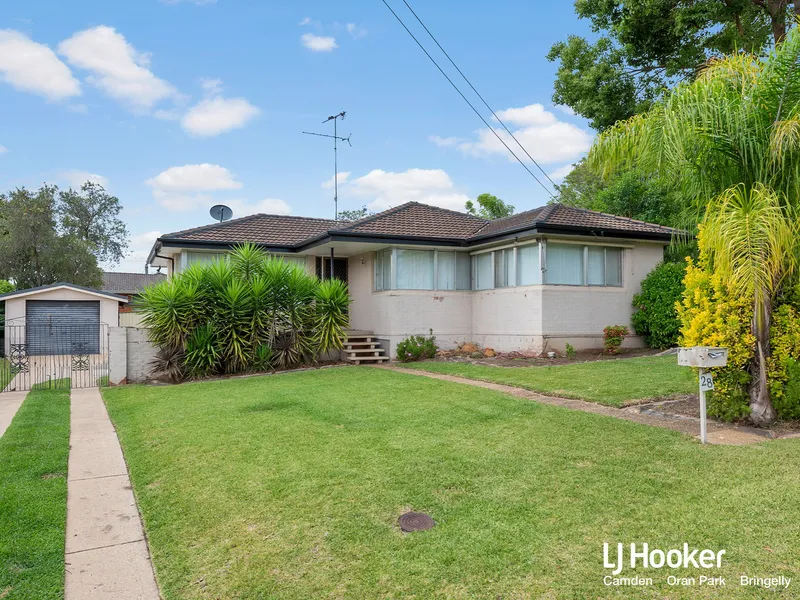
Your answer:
546;244;584;285
375;249;392;291
437;251;455;290
279;255;307;268
397;249;434;290
375;248;472;291
456;253;471;290
517;244;540;286
474;253;493;290
494;249;515;288
183;251;224;269
545;243;623;287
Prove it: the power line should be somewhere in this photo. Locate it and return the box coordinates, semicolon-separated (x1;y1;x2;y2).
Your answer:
380;0;556;199
400;0;559;190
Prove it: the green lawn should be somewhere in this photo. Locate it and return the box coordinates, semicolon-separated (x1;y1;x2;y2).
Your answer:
0;388;70;600
402;355;696;406
104;368;800;599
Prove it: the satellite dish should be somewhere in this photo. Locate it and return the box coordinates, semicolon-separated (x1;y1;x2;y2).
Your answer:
210;204;233;223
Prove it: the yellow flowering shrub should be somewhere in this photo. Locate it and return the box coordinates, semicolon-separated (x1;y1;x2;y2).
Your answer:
677;258;755;420
768;304;800;420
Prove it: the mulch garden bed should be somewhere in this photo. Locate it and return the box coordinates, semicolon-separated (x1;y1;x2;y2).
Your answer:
434;347;662;368
637;395;800;435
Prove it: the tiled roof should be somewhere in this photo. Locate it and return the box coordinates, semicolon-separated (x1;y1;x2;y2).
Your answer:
153;202;680;255
470;204;678;240
334;202;488;239
102;272;167;294
161;213;340;246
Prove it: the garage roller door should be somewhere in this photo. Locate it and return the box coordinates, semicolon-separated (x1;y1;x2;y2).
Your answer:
26;300;101;355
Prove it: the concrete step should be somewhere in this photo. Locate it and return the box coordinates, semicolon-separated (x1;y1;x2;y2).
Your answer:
345;355;390;364
345;342;380;349
345;335;375;342
345;347;386;354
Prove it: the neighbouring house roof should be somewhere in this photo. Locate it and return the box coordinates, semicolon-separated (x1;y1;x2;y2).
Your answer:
102;272;167;295
0;282;128;302
148;201;682;263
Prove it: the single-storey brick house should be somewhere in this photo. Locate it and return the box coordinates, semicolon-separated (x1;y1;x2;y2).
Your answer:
146;202;679;356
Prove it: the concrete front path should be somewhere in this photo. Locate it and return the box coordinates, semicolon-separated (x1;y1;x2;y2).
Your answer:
0;391;28;438
382;365;768;446
65;387;159;600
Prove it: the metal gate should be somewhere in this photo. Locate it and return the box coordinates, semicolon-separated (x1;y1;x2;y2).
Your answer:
2;319;109;392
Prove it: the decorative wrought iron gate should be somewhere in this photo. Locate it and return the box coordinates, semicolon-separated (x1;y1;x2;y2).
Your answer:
2;320;109;392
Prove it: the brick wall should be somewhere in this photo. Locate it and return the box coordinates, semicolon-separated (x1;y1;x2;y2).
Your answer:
124;327;157;383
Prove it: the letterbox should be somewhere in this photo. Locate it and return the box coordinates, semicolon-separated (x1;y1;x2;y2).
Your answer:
677;346;728;368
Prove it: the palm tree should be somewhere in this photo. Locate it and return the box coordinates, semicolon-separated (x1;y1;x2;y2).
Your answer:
589;25;800;424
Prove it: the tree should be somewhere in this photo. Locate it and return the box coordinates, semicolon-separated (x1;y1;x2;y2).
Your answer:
548;1;798;131
465;193;514;220
589;28;800;424
337;206;371;221
0;186;103;289
553;159;606;208
59;182;129;265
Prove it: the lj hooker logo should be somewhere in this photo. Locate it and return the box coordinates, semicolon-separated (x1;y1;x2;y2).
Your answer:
602;543;792;590
603;542;726;587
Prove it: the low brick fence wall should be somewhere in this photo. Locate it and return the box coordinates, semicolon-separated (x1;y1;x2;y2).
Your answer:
108;327;159;384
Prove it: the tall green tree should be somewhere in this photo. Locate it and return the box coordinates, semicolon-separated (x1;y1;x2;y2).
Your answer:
59;182;129;265
548;0;798;131
465;193;514;220
589;27;800;424
0;186;103;289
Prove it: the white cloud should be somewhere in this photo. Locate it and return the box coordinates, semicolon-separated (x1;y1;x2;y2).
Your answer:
200;77;222;95
548;163;576;181
127;230;162;264
182;96;260;136
298;17;316;26
146;163;243;212
301;33;338;52
147;163;242;192
348;168;470;212
0;30;80;101
429;135;463;148
554;104;575;116
227;198;292;217
60;169;109;188
321;171;350;189
346;23;367;38
453;103;593;165
58;26;179;112
0;145;7;154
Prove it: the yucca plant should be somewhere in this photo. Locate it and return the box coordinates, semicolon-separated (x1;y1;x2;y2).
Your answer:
138;246;350;381
589;23;800;424
315;278;351;354
184;322;219;378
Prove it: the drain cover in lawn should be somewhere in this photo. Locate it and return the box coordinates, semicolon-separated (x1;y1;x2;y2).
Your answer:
398;512;435;532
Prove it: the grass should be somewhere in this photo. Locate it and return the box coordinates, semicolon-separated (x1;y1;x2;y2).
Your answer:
104;367;800;599
0;388;70;600
0;358;15;391
30;378;71;391
401;355;696;406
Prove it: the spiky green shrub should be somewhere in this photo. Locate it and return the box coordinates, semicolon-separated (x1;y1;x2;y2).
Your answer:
138;243;351;380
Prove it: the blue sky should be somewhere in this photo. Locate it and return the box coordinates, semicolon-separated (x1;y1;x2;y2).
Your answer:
0;0;595;272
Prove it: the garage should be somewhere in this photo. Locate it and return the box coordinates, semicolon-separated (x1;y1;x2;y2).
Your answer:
26;300;101;355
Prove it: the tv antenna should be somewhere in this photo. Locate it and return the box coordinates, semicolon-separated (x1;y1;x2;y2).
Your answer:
209;204;233;223
303;111;351;220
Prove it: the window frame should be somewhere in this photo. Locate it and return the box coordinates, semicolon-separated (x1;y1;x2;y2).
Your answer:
373;247;472;292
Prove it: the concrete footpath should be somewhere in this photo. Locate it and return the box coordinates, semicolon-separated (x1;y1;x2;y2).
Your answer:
65;387;159;600
0;391;27;438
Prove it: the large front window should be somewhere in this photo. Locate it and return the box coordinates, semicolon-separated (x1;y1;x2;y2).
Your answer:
544;243;623;287
374;248;471;291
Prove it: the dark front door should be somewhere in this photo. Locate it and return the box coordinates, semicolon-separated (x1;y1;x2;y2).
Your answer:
315;257;348;283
